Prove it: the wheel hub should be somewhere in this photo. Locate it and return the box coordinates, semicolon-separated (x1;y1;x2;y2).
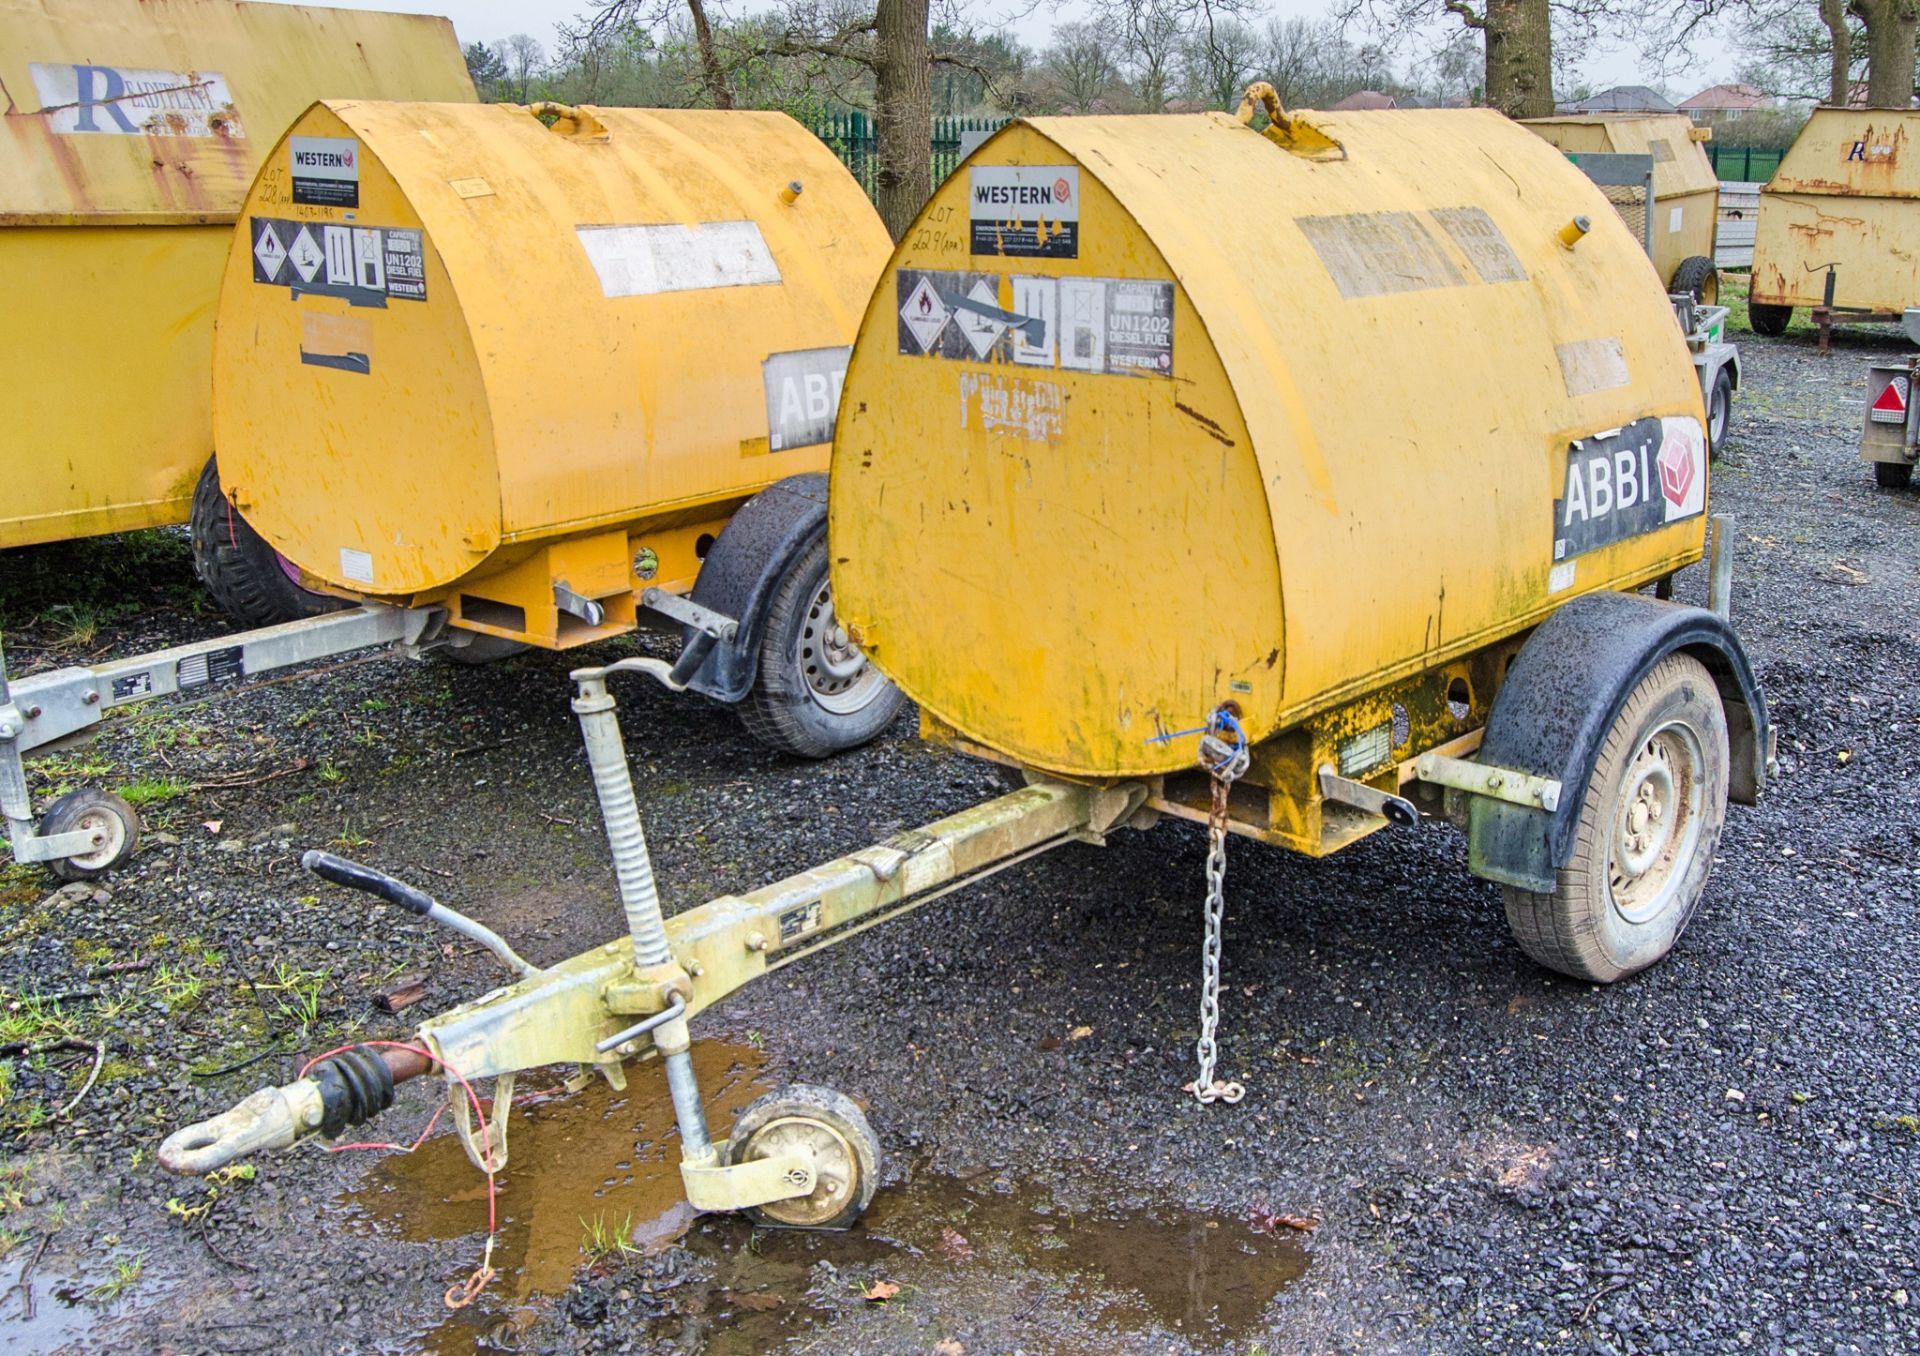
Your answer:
1608;724;1703;925
797;581;886;715
738;1115;857;1227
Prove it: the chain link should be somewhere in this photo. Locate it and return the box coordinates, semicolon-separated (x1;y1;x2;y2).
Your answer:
1186;725;1248;1106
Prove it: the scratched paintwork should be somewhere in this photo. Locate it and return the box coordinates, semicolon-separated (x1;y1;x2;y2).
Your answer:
0;0;475;550
1749;107;1920;313
832;110;1708;782
213;101;891;640
1522;115;1721;289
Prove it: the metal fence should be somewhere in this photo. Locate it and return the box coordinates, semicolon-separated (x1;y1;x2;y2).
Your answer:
1704;145;1785;184
810;114;1010;201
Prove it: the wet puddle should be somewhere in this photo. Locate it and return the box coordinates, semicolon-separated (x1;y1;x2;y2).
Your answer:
345;1042;1309;1353
3;1247;147;1355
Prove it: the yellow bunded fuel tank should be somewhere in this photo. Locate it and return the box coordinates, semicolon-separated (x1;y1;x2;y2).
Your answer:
1751;106;1920;315
0;0;475;549
1521;114;1721;295
213;100;892;647
831;102;1712;780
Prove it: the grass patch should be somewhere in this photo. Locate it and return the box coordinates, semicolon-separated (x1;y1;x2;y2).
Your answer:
580;1212;640;1266
0;530;198;635
89;1251;144;1303
117;776;190;809
1716;271;1825;340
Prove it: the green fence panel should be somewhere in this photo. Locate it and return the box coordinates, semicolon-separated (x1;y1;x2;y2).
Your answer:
809;114;1009;205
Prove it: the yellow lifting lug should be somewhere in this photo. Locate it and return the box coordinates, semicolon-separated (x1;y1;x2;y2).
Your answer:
526;100;611;141
1235;82;1345;161
1558;215;1593;250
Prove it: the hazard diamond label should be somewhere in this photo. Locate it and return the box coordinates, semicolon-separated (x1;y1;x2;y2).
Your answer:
1870;375;1909;424
900;276;950;353
955;279;1007;358
287;226;324;284
252;220;287;282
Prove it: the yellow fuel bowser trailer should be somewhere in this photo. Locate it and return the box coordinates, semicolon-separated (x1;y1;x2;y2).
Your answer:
1749;107;1920;348
0;0;475;569
162;90;1772;1252
1523;113;1722;302
2;99;901;880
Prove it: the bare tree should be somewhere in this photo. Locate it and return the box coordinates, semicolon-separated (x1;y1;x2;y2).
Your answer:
1182;16;1262;108
503;33;547;103
1095;0;1196;109
1041;20;1123;111
1642;0;1911;106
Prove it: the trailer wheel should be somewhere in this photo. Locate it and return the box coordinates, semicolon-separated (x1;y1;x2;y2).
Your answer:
1706;365;1734;460
740;536;903;758
1748;302;1791;338
1502;654;1729;983
39;788;140;882
724;1083;880;1229
1669;256;1718;305
1873;460;1915;489
190;459;342;628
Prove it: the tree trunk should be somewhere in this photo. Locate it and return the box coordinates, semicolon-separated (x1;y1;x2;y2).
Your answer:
1852;0;1919;107
1483;0;1554;119
873;0;932;242
1821;0;1855;104
685;0;733;109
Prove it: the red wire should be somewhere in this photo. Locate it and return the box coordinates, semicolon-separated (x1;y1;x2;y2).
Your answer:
299;1040;500;1237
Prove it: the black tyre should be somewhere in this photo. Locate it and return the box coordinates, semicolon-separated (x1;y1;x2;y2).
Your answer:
723;1083;880;1230
190;459;341;627
1669;256;1718;305
1748;302;1791;338
1503;654;1729;983
1706;365;1734;461
39;788;140;882
1873;460;1915;489
739;536;904;758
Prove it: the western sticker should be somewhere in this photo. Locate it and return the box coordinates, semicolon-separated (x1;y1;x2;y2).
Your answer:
28;63;240;138
575;222;781;298
250;217;426;305
958;371;1065;442
300;312;373;375
763;346;852;451
895;268;1172;378
969;165;1079;259
1430;207;1528;285
289;136;360;207
1552;415;1705;562
1297;211;1464;299
1556;338;1630;398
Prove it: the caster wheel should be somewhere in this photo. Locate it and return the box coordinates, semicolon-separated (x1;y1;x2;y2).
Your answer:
39;788;141;882
724;1083;879;1229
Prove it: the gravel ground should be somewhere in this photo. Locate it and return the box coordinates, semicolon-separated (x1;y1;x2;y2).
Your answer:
1;323;1916;1356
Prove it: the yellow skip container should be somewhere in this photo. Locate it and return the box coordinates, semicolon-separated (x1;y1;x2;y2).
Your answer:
0;0;475;549
832;102;1712;782
212;100;892;647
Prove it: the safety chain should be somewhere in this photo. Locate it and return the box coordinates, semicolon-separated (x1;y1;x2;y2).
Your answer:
1186;712;1249;1106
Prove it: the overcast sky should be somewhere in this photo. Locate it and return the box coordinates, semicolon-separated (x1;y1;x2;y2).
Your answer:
276;0;1738;100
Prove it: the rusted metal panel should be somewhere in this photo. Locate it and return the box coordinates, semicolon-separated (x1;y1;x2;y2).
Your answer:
0;0;474;550
1750;108;1920;313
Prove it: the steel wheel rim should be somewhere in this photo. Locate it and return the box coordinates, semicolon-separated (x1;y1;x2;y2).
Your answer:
1607;719;1704;926
1709;383;1728;445
742;1115;858;1226
67;806;126;870
796;579;886;716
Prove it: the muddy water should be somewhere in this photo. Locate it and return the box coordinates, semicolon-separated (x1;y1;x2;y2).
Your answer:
345;1041;1309;1353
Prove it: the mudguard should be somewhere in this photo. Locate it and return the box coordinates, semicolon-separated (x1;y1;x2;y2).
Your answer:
680;475;827;704
1469;591;1772;894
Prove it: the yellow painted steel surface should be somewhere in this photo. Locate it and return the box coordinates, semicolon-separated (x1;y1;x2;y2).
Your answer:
832;110;1711;782
1751;107;1920;313
0;0;474;549
1522;115;1720;288
213;101;890;645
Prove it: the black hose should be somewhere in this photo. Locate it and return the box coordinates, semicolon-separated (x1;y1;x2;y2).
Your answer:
302;850;435;917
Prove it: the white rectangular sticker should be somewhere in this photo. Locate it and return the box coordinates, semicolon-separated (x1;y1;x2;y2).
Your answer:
969;166;1080;259
1668;206;1684;234
29;63;240;138
576;222;781;298
289;136;360;208
895;268;1173;378
339;548;374;585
